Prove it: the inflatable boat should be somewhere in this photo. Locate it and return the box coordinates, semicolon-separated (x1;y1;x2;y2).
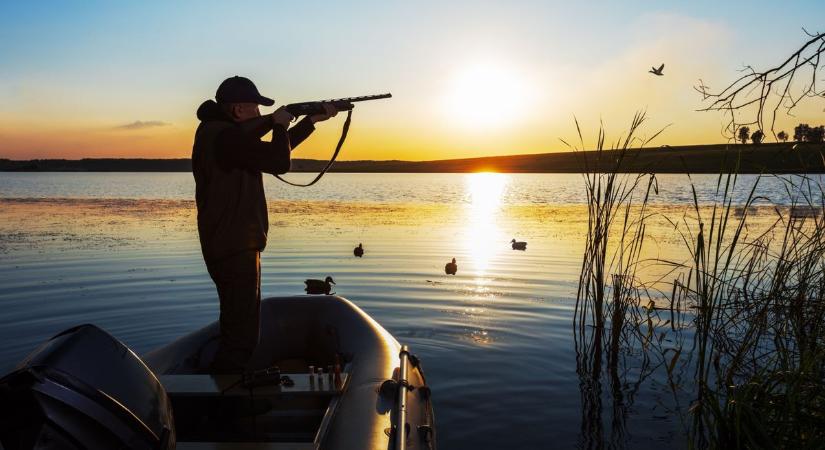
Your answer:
0;295;436;450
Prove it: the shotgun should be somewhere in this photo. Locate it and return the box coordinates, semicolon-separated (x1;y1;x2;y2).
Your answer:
241;93;392;137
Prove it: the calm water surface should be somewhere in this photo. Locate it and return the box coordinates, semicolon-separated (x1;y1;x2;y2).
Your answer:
0;172;818;448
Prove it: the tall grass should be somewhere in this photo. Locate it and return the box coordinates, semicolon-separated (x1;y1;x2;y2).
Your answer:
570;112;661;343
574;116;825;448
569;112;663;449
667;170;825;448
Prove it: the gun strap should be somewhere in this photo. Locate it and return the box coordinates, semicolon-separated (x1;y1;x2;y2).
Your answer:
275;109;352;187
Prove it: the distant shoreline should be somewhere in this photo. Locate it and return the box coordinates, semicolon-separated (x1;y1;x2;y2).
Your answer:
2;143;824;174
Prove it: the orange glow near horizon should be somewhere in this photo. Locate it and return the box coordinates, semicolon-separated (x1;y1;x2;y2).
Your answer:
2;78;824;162
3;109;825;162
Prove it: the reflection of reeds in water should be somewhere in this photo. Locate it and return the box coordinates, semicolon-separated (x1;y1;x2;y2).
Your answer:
570;112;662;449
575;117;825;448
666;169;825;448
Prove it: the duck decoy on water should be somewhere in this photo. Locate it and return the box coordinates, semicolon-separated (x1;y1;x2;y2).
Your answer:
511;239;527;250
354;243;364;257
305;276;336;295
445;258;458;275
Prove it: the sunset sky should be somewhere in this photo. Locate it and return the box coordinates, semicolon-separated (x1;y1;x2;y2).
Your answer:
1;1;823;161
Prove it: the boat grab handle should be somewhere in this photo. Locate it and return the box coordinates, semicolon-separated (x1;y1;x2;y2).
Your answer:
395;345;410;450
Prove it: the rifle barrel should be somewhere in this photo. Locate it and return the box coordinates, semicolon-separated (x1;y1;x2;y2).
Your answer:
240;93;391;136
285;93;391;116
323;93;392;103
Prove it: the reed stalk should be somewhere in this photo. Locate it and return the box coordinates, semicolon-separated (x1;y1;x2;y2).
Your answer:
575;121;825;447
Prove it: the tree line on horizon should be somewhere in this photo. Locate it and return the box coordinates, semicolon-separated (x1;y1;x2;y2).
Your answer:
737;123;825;145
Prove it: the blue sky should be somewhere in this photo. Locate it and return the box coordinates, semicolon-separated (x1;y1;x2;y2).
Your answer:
1;1;823;159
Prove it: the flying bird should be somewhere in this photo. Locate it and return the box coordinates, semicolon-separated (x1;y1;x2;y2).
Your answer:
649;63;665;76
353;243;364;257
305;276;336;295
445;258;457;275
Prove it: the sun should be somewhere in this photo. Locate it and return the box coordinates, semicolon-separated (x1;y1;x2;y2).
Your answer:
442;63;531;130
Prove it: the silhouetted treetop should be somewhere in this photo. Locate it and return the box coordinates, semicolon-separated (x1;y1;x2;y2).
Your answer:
751;130;765;145
738;126;750;144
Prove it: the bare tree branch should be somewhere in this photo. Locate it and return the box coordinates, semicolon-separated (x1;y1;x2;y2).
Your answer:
696;30;825;141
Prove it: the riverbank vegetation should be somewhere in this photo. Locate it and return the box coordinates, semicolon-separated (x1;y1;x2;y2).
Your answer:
574;112;825;448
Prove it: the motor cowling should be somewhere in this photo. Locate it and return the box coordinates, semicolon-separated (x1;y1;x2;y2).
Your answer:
0;325;175;450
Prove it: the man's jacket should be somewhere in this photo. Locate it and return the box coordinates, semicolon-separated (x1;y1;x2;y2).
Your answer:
192;100;314;263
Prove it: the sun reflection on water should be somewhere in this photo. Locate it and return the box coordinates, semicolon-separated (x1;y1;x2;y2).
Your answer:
463;172;509;277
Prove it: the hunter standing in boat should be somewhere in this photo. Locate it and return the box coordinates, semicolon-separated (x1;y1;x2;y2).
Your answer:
192;76;338;372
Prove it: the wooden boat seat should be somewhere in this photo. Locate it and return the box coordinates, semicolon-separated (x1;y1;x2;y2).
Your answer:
159;373;347;398
159;373;348;445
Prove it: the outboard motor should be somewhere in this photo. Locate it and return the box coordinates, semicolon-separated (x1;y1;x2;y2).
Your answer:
0;325;175;449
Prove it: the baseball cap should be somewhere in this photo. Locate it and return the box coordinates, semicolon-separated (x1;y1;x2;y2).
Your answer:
215;76;274;106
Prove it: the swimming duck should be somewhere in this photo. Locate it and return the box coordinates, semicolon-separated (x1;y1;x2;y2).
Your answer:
305;276;336;295
445;258;457;275
511;239;527;250
354;243;364;257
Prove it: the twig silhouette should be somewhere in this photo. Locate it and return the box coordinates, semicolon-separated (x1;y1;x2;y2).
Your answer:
695;29;825;141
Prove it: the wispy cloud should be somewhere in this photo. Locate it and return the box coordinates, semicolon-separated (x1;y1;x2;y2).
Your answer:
113;120;170;130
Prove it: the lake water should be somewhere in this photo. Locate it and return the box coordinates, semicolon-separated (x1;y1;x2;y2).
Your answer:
0;172;820;448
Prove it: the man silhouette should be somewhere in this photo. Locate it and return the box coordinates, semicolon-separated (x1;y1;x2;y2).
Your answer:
192;76;337;372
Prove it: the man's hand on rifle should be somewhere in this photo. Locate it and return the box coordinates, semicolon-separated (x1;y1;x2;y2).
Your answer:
310;103;339;124
271;106;295;128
